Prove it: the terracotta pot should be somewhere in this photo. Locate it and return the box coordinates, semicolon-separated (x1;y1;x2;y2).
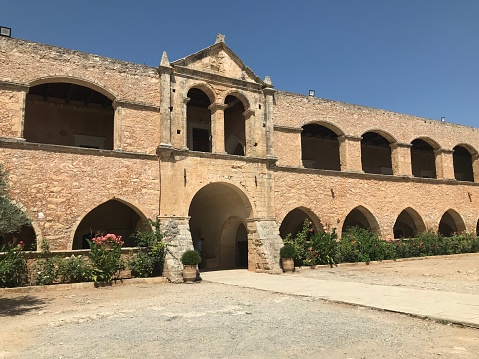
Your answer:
281;258;294;272
183;264;197;283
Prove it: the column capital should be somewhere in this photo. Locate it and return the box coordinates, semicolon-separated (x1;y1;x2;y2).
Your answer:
434;148;454;155
338;135;362;143
390;142;412;149
242;109;255;119
208;103;228;112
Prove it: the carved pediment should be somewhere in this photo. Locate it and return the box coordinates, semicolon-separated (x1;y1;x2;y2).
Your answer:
171;39;264;85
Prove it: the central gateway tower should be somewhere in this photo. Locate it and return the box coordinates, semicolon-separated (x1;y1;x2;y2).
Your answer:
157;35;283;281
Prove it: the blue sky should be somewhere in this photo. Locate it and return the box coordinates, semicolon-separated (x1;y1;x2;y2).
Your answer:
2;0;478;128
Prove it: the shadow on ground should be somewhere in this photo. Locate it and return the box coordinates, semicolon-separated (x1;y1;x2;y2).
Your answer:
0;295;48;316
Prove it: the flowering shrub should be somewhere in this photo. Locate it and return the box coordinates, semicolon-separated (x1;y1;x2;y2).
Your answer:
88;234;124;283
91;233;124;247
58;255;92;283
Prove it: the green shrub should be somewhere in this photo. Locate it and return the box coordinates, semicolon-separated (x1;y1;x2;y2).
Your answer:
283;220;314;266
57;255;92;283
279;243;297;259
308;229;339;267
181;250;201;265
33;257;59;285
0;243;28;287
88;237;124;283
338;227;394;264
129;219;166;277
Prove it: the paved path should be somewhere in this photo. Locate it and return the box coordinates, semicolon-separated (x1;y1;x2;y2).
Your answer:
202;270;479;328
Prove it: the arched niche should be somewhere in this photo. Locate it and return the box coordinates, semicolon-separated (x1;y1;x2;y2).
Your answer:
342;206;380;234
438;209;466;237
453;145;474;182
187;88;212;152
393;208;426;238
361;131;393;175
224;95;246;156
73;199;148;249
24;82;114;149
410;138;437;178
279;207;323;239
301;124;341;170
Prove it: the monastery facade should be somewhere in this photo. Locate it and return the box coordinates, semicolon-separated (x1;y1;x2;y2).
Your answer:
1;34;478;280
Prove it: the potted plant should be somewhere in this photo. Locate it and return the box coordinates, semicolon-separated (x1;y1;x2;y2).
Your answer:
279;243;296;272
180;249;202;283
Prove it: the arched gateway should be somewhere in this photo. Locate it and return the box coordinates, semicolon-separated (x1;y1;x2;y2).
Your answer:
188;182;253;270
160;181;283;281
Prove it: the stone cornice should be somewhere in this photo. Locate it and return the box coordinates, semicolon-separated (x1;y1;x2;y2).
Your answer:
274;165;478;186
0;137;157;160
0;80;29;91
273;125;302;133
172;66;263;93
113;99;159;112
157;145;277;165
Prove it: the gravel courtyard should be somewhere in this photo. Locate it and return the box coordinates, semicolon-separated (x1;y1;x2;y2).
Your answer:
1;254;478;359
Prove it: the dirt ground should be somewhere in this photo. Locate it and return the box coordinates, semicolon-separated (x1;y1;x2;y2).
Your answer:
1;254;478;359
297;253;479;295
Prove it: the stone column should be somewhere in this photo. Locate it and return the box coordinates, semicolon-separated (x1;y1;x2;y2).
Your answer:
112;100;123;150
390;142;412;176
243;109;255;156
159;216;194;283
247;218;283;273
435;148;455;180
158;52;173;148
472;153;479;183
0;81;29;139
181;97;190;149
263;81;276;159
209;103;227;153
338;135;363;172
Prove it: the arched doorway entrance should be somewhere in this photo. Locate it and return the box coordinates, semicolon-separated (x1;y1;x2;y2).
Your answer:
438;209;465;237
393;208;426;238
342;206;379;235
361;131;394;175
73;199;148;249
188;183;253;270
301;123;341;170
279;207;323;239
224;95;246;156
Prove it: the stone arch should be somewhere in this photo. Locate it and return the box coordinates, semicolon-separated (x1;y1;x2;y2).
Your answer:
72;198;149;249
301;122;343;170
410;137;439;178
186;86;214;152
438;209;466;237
361;130;395;175
393;207;426;238
188;182;254;270
185;82;216;104
28;76;117;100
225;135;245;155
224;94;247;156
279;207;323;239
24;80;115;149
218;216;249;269
453;144;476;182
342;205;380;235
0;201;39;251
223;90;251;111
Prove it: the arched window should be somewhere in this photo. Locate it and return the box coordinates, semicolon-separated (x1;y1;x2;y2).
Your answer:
361;132;393;175
187;88;212;152
301;124;341;170
24;82;114;149
453;145;474;182
224;95;246;156
410;139;437;178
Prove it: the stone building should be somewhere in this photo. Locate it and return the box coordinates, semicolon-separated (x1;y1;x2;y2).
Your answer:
1;34;478;280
